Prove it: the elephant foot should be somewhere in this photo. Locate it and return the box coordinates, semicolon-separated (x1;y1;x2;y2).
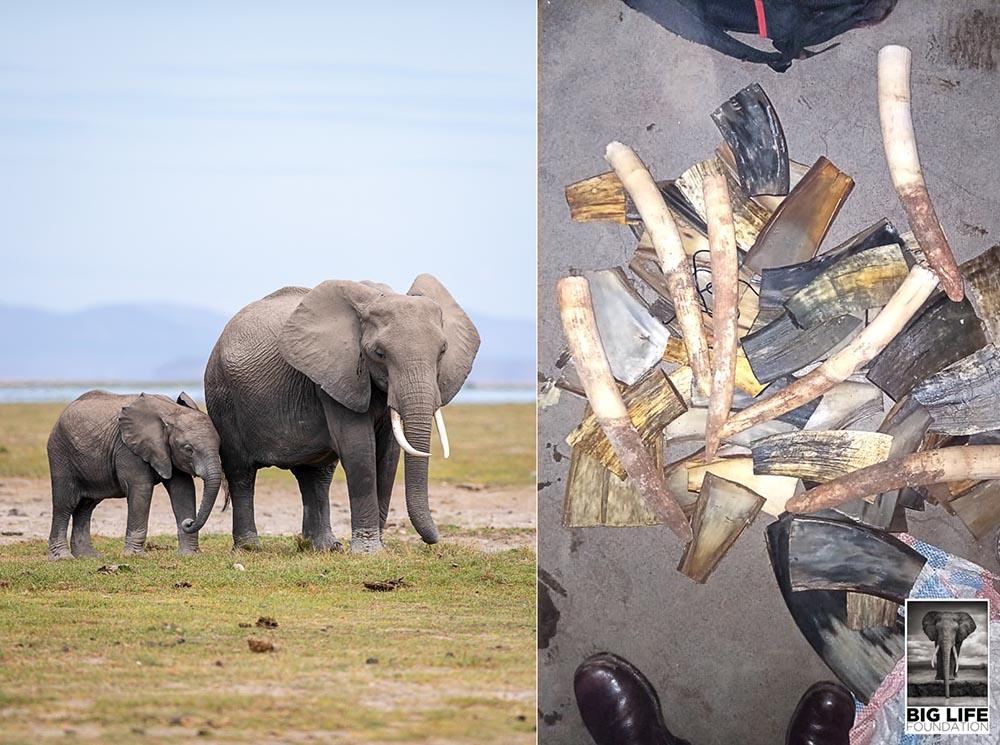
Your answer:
71;546;101;559
176;532;200;556
123;544;147;557
48;544;73;561
296;532;343;552
350;529;384;555
305;533;343;553
233;533;263;552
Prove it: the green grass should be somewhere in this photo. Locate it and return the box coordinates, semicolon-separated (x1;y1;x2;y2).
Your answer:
0;532;536;743
0;403;535;488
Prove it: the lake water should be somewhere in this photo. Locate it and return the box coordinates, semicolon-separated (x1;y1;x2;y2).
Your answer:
0;384;536;406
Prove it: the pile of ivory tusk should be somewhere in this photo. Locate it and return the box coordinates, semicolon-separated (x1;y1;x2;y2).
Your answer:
556;44;1000;583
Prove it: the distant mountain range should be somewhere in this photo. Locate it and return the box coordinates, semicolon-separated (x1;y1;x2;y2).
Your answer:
0;302;534;387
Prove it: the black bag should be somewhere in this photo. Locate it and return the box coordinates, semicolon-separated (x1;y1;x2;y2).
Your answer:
623;0;897;72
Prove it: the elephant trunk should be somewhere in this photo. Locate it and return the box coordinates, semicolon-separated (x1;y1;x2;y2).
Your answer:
397;388;439;544
941;638;955;700
181;467;223;534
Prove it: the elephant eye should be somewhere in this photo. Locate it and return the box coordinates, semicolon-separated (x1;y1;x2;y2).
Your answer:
183;444;194;453
439;343;448;358
372;347;385;360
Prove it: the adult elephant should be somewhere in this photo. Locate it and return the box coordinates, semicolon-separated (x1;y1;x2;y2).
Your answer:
185;274;479;553
922;609;977;700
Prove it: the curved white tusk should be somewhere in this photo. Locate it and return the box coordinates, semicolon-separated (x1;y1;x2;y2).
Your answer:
954;647;960;674
390;409;430;458
434;409;450;459
931;643;937;669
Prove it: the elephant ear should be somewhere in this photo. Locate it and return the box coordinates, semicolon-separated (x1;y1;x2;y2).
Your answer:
408;273;480;405
922;611;941;641
119;394;172;480
957;612;978;643
176;391;200;411
278;280;381;413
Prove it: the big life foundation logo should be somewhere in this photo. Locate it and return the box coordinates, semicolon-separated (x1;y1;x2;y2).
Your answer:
905;599;990;735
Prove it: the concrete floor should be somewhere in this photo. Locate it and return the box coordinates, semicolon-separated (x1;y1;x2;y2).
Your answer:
537;2;1000;742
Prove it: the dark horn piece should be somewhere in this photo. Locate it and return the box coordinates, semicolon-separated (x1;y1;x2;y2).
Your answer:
786;515;926;603
711;83;789;197
758;218;904;323
767;514;907;702
867;293;987;401
741;312;861;385
742;156;854;273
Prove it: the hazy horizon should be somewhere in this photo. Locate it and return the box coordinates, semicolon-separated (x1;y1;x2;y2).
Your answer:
0;2;535;321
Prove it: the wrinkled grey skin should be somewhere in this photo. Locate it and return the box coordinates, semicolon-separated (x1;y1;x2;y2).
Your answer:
922;610;977;700
200;274;479;554
47;391;223;560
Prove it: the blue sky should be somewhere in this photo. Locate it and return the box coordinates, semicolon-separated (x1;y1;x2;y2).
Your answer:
0;2;535;320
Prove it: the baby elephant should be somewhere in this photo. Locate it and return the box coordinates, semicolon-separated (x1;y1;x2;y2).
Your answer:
47;391;223;560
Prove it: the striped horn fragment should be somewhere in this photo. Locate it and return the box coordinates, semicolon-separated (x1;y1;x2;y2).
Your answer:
677;474;765;584
674;155;771;251
912;345;1000;435
566;366;686;479
961;243;1000;343
563;449;660;528
757;219;904;325
784;244;911;329
741;312;861;385
751;430;893;484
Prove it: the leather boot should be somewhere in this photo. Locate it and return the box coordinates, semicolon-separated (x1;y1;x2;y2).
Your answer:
786;681;856;745
574;652;692;745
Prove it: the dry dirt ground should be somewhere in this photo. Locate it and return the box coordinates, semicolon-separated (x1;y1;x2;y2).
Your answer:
0;478;535;552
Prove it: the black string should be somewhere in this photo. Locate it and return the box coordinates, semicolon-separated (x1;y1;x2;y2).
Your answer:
690;249;760;316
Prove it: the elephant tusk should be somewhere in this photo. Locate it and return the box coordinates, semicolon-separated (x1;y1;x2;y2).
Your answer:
557;276;693;543
787;444;1000;514
390;409;431;458
720;265;939;441
605;141;712;398
878;45;964;302
700;159;739;463
954;647;960;674
931;643;937;669
434;409;450;459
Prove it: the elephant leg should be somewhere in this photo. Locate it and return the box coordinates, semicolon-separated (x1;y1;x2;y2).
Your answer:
123;482;154;556
324;406;382;555
48;476;79;560
225;462;261;551
374;413;400;534
292;463;341;552
164;473;199;555
70;498;101;558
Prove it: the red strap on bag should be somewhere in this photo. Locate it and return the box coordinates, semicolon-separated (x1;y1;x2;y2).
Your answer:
754;0;768;37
